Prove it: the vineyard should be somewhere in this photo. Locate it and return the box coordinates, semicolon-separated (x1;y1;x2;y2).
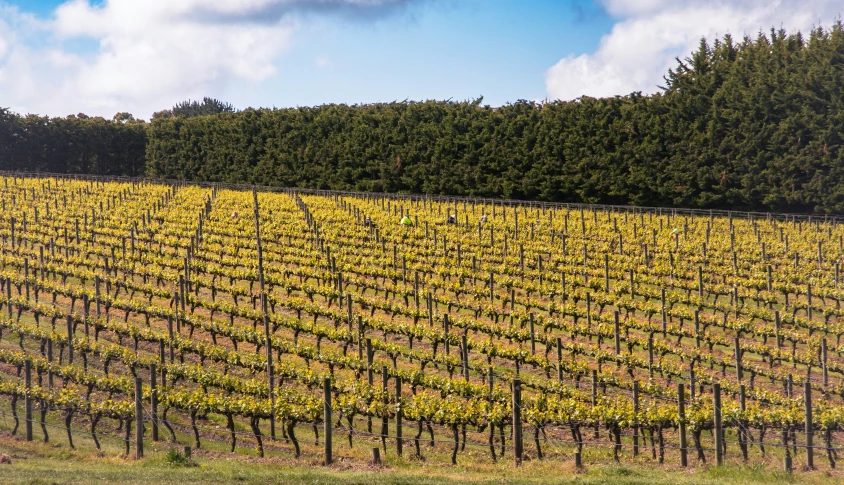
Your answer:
2;172;844;476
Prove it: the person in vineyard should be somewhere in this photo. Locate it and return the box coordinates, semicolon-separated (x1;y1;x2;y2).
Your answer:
447;214;456;225
400;215;413;226
231;211;239;219
480;214;487;224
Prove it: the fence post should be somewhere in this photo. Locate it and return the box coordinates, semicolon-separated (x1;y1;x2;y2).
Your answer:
678;383;687;467
557;337;564;382
713;382;723;466
25;360;32;441
805;382;813;469
821;339;828;387
6;277;11;318
135;377;144;459
443;314;450;356
366;338;373;433
613;311;621;356
461;335;469;381
262;293;275;440
47;339;54;389
66;315;74;364
150;363;158;442
167;315;174;363
83;294;89;337
739;384;747;462
396;375;403;458
357;315;364;359
529;314;535;355
381;366;389;454
324;378;332;465
633;380;639;456
512;378;523;466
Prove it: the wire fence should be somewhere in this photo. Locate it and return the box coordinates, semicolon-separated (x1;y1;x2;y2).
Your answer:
2;169;843;223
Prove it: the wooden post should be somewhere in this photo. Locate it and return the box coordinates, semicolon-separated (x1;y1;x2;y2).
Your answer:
427;292;434;327
346;294;353;332
648;335;654;376
6;277;11;318
150;363;158;442
678;383;687;467
561;271;566;303
694;310;700;348
324;378;332;465
46;339;53;388
396;375;403;458
822;339;828;387
66;315;74;364
253;189;275;437
734;337;742;382
529;314;536;355
613;311;621;356
262;294;275;440
135;377;144;459
461;335;469;381
512;379;523;466
714;382;723;466
739;384;747;462
443;314;450;356
82;294;90;337
557;337;564;382
381;366;389;453
805;382;814;469
808;283;813;320
366;339;373;433
178;275;186;325
414;272;420;308
632;380;639;456
25;360;32;441
167;315;174;363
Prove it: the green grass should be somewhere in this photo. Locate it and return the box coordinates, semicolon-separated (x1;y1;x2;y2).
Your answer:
1;433;839;485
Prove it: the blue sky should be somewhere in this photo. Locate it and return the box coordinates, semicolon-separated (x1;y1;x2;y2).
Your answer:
253;0;614;109
0;1;841;118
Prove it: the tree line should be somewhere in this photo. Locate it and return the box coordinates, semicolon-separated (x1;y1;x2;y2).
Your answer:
0;110;146;176
3;27;844;212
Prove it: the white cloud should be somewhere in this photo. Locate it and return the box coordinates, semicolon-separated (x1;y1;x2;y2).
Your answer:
546;0;844;100
0;0;420;119
314;55;330;68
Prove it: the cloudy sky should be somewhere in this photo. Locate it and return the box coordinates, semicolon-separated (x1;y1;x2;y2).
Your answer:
0;0;841;119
